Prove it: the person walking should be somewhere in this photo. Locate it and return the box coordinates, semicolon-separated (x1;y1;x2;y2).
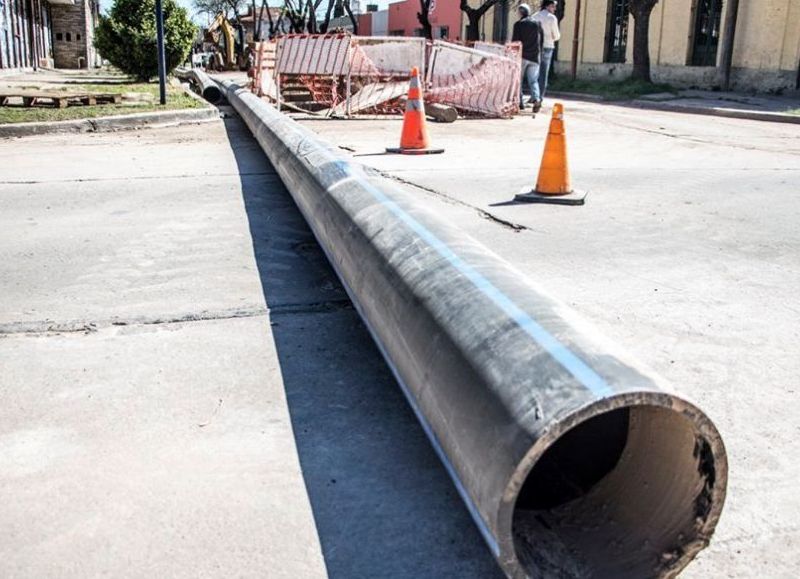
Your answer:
533;0;561;101
512;4;544;112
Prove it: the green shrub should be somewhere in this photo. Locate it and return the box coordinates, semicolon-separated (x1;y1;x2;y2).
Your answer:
95;0;196;81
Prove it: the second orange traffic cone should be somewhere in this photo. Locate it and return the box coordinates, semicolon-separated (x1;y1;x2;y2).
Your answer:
386;67;444;155
515;103;586;205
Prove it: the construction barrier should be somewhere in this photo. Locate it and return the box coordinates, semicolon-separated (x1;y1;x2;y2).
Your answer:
253;34;521;118
251;40;277;100
426;40;521;118
344;36;427;116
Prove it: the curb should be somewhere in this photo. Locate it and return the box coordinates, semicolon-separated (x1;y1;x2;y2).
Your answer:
0;106;220;138
547;91;607;103
628;99;800;125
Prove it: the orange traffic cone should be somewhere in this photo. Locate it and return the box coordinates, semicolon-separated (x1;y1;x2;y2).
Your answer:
515;103;586;205
386;67;444;155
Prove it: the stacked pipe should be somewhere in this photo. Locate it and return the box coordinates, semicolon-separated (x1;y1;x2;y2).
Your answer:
218;80;728;579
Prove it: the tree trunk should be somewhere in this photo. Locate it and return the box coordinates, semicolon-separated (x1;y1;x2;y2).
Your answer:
320;0;335;33
630;1;656;82
263;0;275;37
460;0;499;42
465;13;480;41
307;0;318;33
253;0;261;40
343;0;358;34
417;0;433;40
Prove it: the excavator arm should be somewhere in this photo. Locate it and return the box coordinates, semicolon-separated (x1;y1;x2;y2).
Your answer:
205;12;236;68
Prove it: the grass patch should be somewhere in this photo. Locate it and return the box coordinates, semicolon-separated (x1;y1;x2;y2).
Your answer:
549;76;676;100
0;80;205;124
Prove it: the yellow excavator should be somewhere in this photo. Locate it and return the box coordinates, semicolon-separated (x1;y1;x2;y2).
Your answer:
205;13;241;70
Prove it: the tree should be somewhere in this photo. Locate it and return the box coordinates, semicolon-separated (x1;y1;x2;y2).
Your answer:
255;0;285;38
342;0;358;34
417;0;432;40
95;0;196;81
460;0;501;42
283;0;317;32
319;0;336;32
193;0;246;20
629;0;659;82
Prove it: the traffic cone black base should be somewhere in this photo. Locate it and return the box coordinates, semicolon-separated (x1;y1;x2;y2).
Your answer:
385;147;445;155
515;189;587;206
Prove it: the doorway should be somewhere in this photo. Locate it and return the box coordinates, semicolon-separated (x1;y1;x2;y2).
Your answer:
691;0;723;66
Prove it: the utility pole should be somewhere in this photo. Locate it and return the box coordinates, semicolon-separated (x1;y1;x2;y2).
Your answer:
155;0;167;105
571;0;582;80
719;0;740;91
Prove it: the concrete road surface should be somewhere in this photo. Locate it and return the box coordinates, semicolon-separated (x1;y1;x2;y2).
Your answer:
301;101;800;578
0;119;500;578
3;96;799;579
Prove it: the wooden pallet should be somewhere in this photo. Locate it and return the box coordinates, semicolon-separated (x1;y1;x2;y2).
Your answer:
0;90;122;109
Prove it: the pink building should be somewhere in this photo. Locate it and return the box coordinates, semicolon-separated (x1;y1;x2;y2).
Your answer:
387;0;461;40
357;13;373;36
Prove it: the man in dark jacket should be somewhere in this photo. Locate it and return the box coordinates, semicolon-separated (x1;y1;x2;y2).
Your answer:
511;3;545;112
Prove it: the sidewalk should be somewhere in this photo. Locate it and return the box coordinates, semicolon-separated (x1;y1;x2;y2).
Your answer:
549;85;800;124
632;89;800;123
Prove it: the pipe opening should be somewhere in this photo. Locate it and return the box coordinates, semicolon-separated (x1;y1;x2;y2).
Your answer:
512;406;717;578
203;86;223;105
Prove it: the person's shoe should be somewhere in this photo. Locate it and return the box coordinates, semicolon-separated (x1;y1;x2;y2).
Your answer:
532;100;542;113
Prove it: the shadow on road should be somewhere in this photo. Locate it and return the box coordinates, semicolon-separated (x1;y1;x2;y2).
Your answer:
222;115;504;579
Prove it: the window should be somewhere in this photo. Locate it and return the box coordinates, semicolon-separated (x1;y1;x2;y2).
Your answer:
691;0;723;66
66;32;71;41
605;0;630;63
76;33;81;41
56;32;63;41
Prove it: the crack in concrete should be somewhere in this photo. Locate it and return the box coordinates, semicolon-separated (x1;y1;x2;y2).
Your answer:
0;299;353;336
0;171;279;186
374;169;529;232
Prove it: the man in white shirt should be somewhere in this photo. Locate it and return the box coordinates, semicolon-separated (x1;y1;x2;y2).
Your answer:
532;0;561;101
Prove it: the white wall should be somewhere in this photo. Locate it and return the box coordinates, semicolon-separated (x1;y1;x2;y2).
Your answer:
372;10;389;36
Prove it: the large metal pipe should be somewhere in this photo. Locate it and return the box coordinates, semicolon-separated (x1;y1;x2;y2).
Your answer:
175;68;223;105
219;80;728;579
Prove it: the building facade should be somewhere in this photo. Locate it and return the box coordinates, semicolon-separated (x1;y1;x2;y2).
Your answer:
388;0;462;40
50;0;99;68
559;0;799;91
462;0;800;92
239;6;290;41
371;8;388;35
1;0;99;71
1;0;54;69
